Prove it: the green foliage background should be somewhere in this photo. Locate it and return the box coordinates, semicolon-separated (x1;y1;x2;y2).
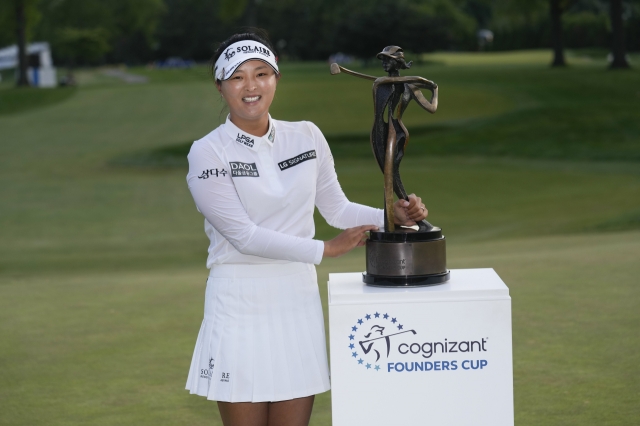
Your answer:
2;0;639;65
0;50;639;425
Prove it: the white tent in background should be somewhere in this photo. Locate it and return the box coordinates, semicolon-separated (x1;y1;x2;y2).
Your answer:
0;42;57;87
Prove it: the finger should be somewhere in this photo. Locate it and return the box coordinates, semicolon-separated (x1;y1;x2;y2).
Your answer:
410;205;427;220
395;198;409;208
406;205;421;217
405;194;420;208
405;199;423;216
421;206;428;219
349;226;376;245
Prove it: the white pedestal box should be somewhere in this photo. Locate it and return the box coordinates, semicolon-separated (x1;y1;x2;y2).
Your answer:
328;268;513;426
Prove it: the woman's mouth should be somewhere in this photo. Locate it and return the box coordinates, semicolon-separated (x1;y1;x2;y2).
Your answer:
243;95;261;103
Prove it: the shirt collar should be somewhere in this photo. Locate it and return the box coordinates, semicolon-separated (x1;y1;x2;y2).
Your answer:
223;115;275;151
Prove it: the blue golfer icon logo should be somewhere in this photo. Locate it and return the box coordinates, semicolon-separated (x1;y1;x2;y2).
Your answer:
360;325;417;362
360;325;385;361
348;313;416;371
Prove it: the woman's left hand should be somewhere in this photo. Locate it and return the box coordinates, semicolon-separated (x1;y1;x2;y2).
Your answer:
393;194;428;226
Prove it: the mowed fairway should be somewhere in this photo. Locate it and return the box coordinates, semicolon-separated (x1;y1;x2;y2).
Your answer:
1;51;639;425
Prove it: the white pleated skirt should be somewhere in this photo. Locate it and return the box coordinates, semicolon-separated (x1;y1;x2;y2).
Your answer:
185;262;330;402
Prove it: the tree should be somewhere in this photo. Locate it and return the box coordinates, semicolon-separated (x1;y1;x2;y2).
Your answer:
0;0;40;87
490;0;548;50
155;0;238;61
14;0;29;86
550;0;567;66
55;27;111;84
549;0;578;67
332;0;476;59
609;0;630;68
37;0;164;65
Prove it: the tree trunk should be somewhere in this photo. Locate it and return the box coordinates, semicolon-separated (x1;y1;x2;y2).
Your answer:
245;0;257;27
550;0;566;67
610;0;630;69
15;0;30;86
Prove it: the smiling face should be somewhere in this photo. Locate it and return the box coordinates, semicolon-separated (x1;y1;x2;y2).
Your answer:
217;60;279;135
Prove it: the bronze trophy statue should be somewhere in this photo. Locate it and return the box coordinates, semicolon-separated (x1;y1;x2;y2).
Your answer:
331;46;449;286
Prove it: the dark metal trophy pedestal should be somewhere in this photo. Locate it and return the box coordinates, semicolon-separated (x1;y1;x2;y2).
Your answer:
363;227;449;287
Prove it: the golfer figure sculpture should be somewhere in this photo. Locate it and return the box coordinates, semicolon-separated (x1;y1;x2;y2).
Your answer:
331;46;449;286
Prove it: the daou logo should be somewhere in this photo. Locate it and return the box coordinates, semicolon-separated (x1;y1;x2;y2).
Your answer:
229;161;260;177
347;312;489;373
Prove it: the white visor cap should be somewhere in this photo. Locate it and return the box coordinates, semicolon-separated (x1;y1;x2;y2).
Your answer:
214;40;279;81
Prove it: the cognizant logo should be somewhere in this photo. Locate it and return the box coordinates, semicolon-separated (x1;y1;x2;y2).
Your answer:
347;312;490;373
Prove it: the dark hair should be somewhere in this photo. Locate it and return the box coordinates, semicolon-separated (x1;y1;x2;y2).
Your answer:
210;28;278;83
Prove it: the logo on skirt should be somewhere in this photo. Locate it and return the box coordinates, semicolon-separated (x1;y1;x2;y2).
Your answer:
200;357;215;380
221;372;230;382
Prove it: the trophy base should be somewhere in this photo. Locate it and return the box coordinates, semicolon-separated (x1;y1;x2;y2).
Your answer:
363;270;450;287
364;227;449;288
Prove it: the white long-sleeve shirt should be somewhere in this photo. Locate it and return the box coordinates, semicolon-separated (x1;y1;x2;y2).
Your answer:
186;115;384;267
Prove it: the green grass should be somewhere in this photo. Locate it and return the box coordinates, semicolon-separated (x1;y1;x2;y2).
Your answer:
0;50;639;425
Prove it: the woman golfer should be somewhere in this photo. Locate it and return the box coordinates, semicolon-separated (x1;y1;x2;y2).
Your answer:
185;30;428;426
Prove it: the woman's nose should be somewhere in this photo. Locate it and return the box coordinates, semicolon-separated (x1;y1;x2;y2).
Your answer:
245;77;257;91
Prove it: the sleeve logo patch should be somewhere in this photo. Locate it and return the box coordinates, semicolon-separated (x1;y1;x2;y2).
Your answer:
198;168;228;179
236;133;255;148
278;150;317;171
229;161;259;177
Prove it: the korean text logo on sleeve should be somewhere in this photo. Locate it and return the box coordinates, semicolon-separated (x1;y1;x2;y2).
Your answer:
198;168;228;179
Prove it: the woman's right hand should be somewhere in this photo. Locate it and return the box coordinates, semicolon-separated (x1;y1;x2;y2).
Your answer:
323;225;379;258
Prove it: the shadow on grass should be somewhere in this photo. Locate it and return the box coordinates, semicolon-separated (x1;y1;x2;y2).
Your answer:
110;142;196;168
0;86;77;116
590;211;640;232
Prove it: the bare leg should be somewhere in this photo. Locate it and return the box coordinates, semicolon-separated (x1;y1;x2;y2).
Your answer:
267;395;315;426
217;401;269;426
